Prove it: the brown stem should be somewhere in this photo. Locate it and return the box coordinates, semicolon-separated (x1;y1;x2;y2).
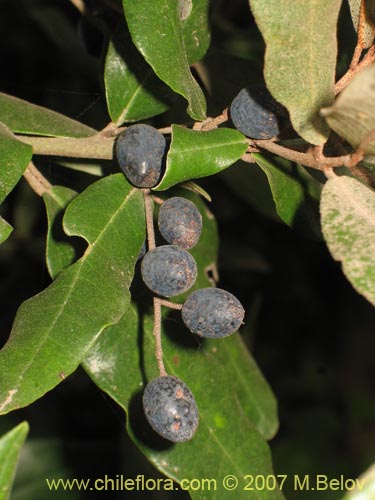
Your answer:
248;139;352;170
17;135;114;160
153;297;167;377
143;190;155;250
335;45;375;95
159;299;183;311
23;162;52;196
143;190;167;377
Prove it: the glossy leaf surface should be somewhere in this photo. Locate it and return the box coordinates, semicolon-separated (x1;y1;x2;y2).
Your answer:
321;175;375;306
0;218;12;245
253;153;322;238
105;22;173;124
83;304;283;500
0;123;33;202
0;93;96;138
43;186;78;279
181;0;211;63
0;175;145;414
122;0;206;120
249;0;341;144
155;125;248;191
0;422;29;500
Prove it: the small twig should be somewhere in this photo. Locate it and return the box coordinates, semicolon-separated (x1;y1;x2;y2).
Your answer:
151;194;164;205
143;190;155;250
158;126;172;134
248;139;353;170
143;190;167;377
193;109;229;132
23;161;52;196
98;121;119;138
17;135;114;160
335;43;375;95
153;297;167;377
159;299;183;310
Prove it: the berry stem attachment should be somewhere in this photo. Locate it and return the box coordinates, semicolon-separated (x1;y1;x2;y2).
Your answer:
23;161;52;196
143;189;156;250
143;189;167;377
159;299;183;311
153;297;167;377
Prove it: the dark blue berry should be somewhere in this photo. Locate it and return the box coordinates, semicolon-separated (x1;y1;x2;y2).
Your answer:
230;85;283;139
115;124;166;187
143;375;199;443
141;245;197;297
181;287;244;338
158;197;202;249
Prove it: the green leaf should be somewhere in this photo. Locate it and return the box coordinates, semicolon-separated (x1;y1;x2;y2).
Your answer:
342;463;375;500
0;93;96;138
220;160;279;221
155;125;248;191
43;186;78;279
122;0;207;120
83;305;283;500
253;153;322;238
0;422;29;500
0;123;33;202
181;0;211;63
348;0;375;48
321;64;375;154
0;175;145;414
320;175;375;307
0;218;13;245
249;0;341;144
105;22;174;124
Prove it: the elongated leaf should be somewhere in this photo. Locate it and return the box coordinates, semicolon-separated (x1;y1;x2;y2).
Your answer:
43;186;78;279
155;125;248;190
122;0;207;120
0;218;13;245
0;93;96;138
0;175;145;414
0;123;33;202
83;305;283;500
249;0;341;144
181;0;211;63
253;153;322;238
321;64;375;154
348;0;375;48
105;22;174;124
220;160;279;221
320;175;375;306
342;463;375;500
0;422;29;500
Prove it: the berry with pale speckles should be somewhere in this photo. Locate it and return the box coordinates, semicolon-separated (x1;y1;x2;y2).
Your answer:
158;197;202;249
141;245;197;297
182;287;244;338
143;375;199;442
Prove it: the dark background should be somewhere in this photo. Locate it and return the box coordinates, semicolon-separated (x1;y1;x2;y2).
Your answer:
0;0;374;498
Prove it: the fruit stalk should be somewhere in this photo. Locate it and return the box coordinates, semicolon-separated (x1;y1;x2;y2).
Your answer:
143;190;167;377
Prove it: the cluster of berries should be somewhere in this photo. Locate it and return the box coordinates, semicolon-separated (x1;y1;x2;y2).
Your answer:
115;125;245;442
